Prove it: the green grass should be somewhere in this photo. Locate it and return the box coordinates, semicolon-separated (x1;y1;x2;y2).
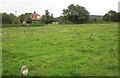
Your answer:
2;23;118;76
0;28;2;77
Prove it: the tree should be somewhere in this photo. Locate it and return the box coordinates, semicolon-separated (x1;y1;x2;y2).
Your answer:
103;10;118;22
18;13;32;23
62;4;89;24
25;13;32;23
9;13;16;23
108;10;117;22
117;12;120;22
2;13;9;24
2;13;17;24
19;14;25;23
103;13;111;21
40;10;54;24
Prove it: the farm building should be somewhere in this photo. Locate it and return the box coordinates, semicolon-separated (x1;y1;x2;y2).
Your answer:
32;11;41;21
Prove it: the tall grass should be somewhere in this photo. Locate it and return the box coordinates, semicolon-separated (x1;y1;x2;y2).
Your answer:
2;23;118;76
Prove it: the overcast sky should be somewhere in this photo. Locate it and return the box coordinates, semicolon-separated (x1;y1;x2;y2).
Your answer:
0;0;119;17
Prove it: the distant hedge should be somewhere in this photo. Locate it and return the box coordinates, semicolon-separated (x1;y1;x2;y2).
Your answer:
2;24;45;27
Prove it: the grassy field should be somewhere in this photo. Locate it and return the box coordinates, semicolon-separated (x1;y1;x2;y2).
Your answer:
0;27;2;77
2;23;118;76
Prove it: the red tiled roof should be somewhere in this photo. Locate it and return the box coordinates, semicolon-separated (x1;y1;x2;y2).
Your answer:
32;11;40;21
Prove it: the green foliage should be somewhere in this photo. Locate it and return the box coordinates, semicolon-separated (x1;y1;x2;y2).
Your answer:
103;10;119;22
2;24;45;27
18;14;25;23
40;10;54;24
117;12;120;22
2;13;18;24
108;10;118;22
2;23;118;76
103;14;111;21
25;15;32;24
19;13;32;24
62;4;89;24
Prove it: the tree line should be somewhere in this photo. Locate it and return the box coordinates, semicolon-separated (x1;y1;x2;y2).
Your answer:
103;10;120;22
1;10;54;24
1;4;120;24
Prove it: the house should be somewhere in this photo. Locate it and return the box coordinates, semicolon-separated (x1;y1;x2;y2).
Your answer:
32;11;41;21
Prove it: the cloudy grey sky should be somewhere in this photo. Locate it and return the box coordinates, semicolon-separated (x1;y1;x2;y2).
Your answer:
0;0;119;17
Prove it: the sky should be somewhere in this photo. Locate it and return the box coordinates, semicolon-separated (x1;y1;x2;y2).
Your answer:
118;1;120;12
0;0;119;17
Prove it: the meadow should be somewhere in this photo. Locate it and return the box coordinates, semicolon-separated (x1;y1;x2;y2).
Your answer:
2;23;118;76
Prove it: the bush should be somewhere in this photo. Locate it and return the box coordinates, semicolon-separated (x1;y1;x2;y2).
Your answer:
62;4;89;24
2;24;45;27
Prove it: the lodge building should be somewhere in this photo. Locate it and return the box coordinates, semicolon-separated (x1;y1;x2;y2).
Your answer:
32;11;41;21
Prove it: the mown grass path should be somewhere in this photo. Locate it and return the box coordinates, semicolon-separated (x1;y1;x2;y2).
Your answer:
2;23;118;76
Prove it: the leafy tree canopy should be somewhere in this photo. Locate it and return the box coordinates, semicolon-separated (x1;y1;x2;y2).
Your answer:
103;10;118;22
40;10;54;24
62;4;89;24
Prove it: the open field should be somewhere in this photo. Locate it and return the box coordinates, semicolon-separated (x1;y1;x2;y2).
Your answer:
0;27;2;77
2;23;118;76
